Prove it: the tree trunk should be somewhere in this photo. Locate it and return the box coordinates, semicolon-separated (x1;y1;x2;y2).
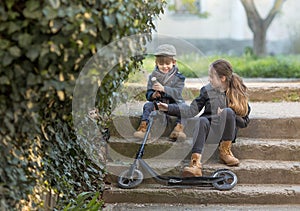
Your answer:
253;22;267;57
240;0;286;56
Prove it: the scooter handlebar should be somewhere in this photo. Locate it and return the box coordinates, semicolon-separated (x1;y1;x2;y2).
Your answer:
153;100;159;110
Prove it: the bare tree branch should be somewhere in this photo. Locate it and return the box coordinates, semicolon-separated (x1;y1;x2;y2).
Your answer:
264;0;285;28
240;0;261;32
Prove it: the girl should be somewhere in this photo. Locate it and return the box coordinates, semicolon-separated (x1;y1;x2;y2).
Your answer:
158;59;250;177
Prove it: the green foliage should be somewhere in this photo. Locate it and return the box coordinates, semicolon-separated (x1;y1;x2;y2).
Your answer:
230;55;300;78
167;0;209;17
62;192;103;211
40;101;105;208
210;55;300;78
0;0;165;209
129;54;300;87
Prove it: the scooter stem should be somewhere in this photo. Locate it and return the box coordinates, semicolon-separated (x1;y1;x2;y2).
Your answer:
135;113;154;159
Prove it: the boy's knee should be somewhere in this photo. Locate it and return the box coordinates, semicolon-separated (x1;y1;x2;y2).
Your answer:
143;102;154;110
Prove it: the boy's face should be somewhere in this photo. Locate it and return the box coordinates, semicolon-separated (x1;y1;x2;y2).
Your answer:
155;56;176;74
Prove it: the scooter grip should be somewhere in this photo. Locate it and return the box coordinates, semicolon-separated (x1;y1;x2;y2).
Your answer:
153;101;159;110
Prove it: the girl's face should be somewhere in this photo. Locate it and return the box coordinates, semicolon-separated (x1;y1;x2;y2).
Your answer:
208;67;225;90
156;57;176;74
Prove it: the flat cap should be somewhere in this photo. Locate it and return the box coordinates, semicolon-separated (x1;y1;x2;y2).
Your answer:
154;44;176;56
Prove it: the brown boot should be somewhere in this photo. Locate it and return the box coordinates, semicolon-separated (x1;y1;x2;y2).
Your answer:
169;123;186;141
182;153;202;177
219;140;240;166
133;121;148;139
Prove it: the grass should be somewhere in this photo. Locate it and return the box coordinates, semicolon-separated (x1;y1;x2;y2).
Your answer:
126;54;300;83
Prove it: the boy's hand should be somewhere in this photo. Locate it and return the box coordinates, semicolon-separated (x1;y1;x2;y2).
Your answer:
157;102;168;111
153;82;164;92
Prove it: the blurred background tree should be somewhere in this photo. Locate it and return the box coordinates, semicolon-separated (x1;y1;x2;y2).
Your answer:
168;0;286;56
241;0;286;56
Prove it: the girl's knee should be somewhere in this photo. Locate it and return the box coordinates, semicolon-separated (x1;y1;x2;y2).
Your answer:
198;117;210;128
222;108;236;120
223;107;234;114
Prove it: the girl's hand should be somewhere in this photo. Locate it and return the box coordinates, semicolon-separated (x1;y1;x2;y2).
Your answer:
217;107;223;115
157;102;168;111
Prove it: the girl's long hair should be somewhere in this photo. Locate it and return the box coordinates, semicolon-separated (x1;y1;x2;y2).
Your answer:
211;59;249;117
227;73;249;116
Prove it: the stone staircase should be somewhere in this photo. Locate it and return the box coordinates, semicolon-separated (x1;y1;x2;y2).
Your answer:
102;79;300;209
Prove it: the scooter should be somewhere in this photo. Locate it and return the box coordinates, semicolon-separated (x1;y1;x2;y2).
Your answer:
117;102;238;190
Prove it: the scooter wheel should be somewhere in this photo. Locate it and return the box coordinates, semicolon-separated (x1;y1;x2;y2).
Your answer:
211;169;238;190
117;169;144;189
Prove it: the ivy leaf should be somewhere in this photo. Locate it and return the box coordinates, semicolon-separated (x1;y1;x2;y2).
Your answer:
8;21;20;34
23;0;42;19
42;6;58;20
48;0;61;9
5;0;15;10
25;0;40;11
18;33;33;48
26;45;40;61
8;46;21;58
103;15;116;28
0;39;10;50
116;13;125;28
23;9;42;19
2;53;13;66
100;29;110;42
0;76;10;85
84;172;89;180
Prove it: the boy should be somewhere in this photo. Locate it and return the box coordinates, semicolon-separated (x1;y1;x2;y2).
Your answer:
133;44;186;141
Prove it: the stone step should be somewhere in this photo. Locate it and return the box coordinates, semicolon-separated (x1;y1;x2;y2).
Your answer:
232;138;300;161
204;160;300;185
103;183;300;205
109;102;300;139
125;78;300;102
238;117;300;139
184;86;300;102
106;159;300;185
109;115;300;139
104;203;300;211
107;137;300;161
185;78;300;103
106;137;300;185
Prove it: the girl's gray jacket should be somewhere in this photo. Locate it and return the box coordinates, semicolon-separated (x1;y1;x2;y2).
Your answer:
146;68;185;104
167;83;251;128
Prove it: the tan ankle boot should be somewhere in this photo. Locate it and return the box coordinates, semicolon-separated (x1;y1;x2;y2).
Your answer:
219;140;240;166
182;153;202;177
169;123;186;141
133;121;148;139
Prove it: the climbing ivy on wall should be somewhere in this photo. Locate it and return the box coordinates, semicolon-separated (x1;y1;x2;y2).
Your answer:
0;0;165;209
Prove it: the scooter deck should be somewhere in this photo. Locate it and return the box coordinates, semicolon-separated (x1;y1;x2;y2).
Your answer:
159;175;224;186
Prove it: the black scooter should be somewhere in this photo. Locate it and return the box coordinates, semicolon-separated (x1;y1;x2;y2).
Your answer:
117;103;238;190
